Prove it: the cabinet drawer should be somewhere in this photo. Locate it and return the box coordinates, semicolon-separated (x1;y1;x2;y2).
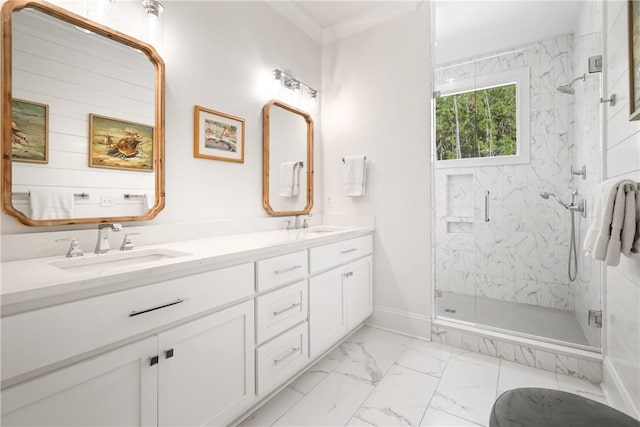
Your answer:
256;280;307;344
309;235;372;273
257;250;307;292
256;322;308;395
1;263;254;383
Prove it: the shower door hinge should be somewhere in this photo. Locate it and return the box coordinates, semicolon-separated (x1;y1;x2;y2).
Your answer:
588;310;603;328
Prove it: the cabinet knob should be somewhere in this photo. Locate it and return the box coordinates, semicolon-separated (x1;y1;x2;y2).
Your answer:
165;349;174;359
149;355;159;366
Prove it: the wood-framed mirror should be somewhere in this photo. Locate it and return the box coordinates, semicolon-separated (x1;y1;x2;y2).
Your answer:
262;99;314;216
1;0;165;226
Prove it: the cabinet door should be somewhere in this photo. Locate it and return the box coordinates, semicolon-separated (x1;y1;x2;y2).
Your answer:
158;300;255;427
1;337;157;427
309;268;347;358
345;256;373;328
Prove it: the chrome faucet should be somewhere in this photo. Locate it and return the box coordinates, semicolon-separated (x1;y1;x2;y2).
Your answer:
95;223;122;254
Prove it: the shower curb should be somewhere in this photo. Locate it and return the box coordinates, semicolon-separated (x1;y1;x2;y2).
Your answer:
431;321;603;384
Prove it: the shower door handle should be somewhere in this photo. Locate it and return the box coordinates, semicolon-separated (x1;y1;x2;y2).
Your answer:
484;191;490;222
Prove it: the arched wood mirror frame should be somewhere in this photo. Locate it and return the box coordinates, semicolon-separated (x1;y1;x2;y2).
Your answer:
262;99;314;217
1;0;165;226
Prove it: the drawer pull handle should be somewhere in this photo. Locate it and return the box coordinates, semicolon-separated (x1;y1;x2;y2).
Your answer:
343;271;354;278
274;265;303;275
273;347;301;365
129;298;186;317
340;248;358;254
273;302;301;316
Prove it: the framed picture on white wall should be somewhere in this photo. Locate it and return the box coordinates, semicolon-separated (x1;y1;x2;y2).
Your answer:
193;105;245;163
11;98;48;163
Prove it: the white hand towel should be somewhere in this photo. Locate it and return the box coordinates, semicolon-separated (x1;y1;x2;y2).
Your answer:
144;192;155;211
632;187;640;254
291;163;301;197
605;184;628;266
343;155;366;197
279;162;296;198
583;178;630;259
621;185;636;256
29;189;74;220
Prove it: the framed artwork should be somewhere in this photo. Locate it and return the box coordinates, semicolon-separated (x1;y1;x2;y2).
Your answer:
629;0;640;120
194;105;245;163
89;114;154;171
11;98;48;163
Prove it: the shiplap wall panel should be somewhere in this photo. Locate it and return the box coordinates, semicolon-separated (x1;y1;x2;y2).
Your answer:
9;9;156;219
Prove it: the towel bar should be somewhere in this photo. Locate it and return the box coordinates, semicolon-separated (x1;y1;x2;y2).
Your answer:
11;191;89;199
124;193;146;199
342;156;367;163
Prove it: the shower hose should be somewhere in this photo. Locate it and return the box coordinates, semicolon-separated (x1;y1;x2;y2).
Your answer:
568;210;577;282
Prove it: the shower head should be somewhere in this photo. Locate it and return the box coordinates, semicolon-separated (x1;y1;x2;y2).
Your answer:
556;74;586;95
539;191;570;209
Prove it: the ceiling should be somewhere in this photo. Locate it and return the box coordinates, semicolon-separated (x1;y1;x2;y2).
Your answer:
270;0;585;61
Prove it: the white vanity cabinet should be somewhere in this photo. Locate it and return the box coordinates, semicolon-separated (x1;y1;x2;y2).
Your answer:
309;235;373;358
158;301;254;427
0;228;374;427
1;336;159;426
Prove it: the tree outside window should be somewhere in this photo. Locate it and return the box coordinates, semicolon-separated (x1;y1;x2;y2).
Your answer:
435;84;517;161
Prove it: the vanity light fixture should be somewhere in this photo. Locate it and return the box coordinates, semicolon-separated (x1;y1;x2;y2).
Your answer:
272;69;319;113
141;0;164;46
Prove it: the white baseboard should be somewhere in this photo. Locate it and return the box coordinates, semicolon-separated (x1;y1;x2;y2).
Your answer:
602;356;640;420
365;305;431;340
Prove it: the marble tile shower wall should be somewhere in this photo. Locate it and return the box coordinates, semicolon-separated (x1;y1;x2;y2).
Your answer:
434;35;578;311
572;30;603;348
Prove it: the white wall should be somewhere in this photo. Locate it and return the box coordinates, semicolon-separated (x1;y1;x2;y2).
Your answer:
321;6;431;337
1;1;322;235
602;0;640;419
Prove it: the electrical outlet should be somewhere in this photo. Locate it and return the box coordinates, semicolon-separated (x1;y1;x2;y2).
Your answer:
326;193;333;208
100;196;114;207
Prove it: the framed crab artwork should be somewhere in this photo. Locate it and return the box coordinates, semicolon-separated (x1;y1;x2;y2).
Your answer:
11;98;48;164
89;114;154;171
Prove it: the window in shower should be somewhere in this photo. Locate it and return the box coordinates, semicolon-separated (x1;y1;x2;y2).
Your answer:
435;68;530;168
436;83;516;160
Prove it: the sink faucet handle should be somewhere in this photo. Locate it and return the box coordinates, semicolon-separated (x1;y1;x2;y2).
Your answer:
56;237;84;258
120;233;141;251
302;213;313;229
284;219;293;230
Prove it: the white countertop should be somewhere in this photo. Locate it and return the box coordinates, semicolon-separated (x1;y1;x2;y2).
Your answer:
1;225;373;316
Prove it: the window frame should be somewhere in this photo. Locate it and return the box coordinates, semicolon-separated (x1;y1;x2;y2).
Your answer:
434;67;530;168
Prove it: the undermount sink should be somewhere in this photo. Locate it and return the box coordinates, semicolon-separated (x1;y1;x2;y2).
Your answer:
303;226;343;234
50;248;191;274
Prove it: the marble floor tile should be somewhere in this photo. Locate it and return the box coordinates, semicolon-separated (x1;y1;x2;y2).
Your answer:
288;360;330;395
420;407;482;426
346;417;375;426
497;360;559;396
349;326;418;347
273;372;373;427
451;348;501;370
325;335;406;385
239;387;303;427
430;357;500;426
396;340;452;378
557;373;606;403
356;364;439;426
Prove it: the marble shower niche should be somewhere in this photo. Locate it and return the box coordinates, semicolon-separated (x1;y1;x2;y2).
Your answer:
445;174;474;234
